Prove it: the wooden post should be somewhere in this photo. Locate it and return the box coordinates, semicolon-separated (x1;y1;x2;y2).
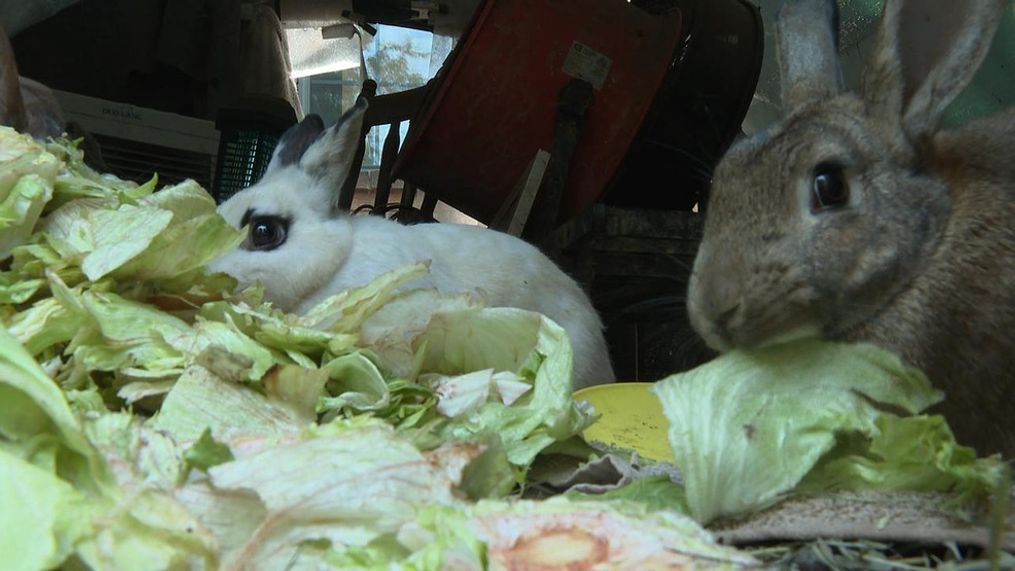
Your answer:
489;149;551;236
373;120;402;214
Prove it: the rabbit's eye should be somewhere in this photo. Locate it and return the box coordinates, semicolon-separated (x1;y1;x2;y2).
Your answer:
811;163;849;211
247;216;289;251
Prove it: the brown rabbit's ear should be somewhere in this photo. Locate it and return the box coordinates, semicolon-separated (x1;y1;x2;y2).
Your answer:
777;0;844;111
0;25;27;133
863;0;1004;140
300;97;368;214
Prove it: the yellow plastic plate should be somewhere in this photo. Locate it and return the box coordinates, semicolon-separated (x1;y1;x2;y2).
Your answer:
574;382;674;463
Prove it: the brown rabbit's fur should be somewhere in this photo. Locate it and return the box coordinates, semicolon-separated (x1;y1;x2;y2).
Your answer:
1;26;64;139
845;110;1015;457
688;0;1015;457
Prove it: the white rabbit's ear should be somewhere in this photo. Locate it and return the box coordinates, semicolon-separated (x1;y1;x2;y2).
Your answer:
777;0;844;111
863;0;1004;140
265;114;326;173
299;97;368;214
0;25;27;133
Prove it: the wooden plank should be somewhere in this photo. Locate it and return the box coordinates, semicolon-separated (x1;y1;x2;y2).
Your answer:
372;120;402;213
506;150;551;237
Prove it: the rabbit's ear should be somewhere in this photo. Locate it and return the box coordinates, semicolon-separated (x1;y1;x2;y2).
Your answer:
863;0;1003;139
0;26;27;133
777;0;844;111
265;114;325;172
299;97;368;214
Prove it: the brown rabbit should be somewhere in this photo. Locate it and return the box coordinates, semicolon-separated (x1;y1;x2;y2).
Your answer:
1;25;64;139
686;0;1015;457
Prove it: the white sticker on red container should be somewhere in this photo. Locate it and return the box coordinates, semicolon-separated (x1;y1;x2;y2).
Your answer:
562;41;612;89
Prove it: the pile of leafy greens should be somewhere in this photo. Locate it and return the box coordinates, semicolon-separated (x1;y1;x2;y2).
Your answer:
3;125;1005;570
0;127;758;570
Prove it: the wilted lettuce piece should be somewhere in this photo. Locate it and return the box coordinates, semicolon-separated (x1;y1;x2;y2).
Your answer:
0;126;59;193
84;412;188;490
43;198;174;280
150;365;311;443
0;125;45;163
450;434;517;501
0;272;44;304
46;169;153;212
262;363;329;418
422;369;532;418
0;126;60;260
419;308;592;467
798;414;1005;501
0;173;53;259
117;379;176;405
44;136;154;211
166;318;277;382
0;450;94;571
0;326;94;465
112;181;244;280
6;296;83;356
29;269;229;381
68;290;191;375
652;340;977;524
39;178;241;283
179;417;469;570
299;261;430;334
376;498;758;570
358;288;482;379
73;413;219;570
566;474;690;515
141;267;239;302
184;428;235;472
198;300;356;361
318;351;391;413
8;242;83;289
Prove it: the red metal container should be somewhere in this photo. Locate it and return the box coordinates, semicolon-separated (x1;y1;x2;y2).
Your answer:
393;0;683;224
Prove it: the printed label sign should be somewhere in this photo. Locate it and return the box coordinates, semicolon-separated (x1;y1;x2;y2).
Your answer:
562;41;612;89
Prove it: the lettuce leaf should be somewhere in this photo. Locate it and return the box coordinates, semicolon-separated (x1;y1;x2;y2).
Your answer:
798;414;1005;501
0;127;59;259
173;417;477;570
0;450;93;571
652;339;1002;524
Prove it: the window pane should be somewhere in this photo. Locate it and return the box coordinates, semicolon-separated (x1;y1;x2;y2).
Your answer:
295;24;436;169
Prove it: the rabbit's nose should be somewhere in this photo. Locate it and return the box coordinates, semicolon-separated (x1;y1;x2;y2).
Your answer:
696;258;749;341
713;301;743;345
708;276;743;314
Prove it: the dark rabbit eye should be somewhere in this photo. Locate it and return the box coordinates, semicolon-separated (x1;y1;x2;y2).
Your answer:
246;215;289;251
810;163;849;211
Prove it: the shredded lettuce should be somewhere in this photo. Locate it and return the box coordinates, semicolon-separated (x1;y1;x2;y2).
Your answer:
0;132;639;569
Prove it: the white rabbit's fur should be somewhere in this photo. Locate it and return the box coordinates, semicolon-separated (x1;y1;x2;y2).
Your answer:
209;103;615;390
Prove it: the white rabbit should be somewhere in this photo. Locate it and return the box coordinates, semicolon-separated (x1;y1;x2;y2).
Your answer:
209;100;615;390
